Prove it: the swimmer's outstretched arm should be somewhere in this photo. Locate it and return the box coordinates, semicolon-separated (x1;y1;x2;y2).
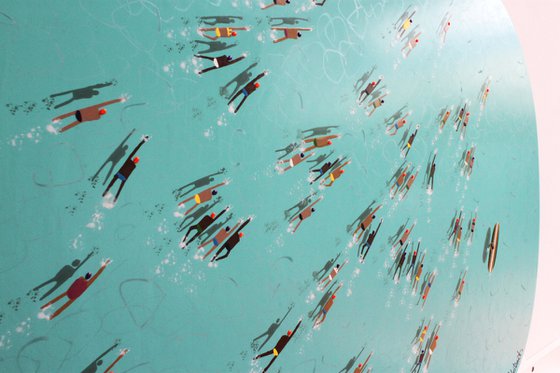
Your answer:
40;291;67;310
91;98;126;110
59;121;81;133
127;136;149;161
103;348;128;373
261;2;277;9
87;259;111;287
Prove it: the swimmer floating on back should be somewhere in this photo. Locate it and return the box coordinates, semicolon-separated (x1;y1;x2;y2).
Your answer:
53;98;126;133
271;27;312;43
102;136;150;204
40;259;111;320
178;179;229;216
261;0;291;10
228;71;268;114
195;53;246;75
198;26;249;40
254;319;302;373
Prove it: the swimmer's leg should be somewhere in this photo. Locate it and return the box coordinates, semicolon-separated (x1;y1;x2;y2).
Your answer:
292;220;303;233
52;110;76;122
210;246;225;262
213;248;231;261
262;356;278;372
273;36;288;44
40;291;67;309
102;176;117;197
183;204;198;216
59;121;81;133
234;96;247;114
195;54;214;61
112;181;126;203
255;349;274;359
185;230;202;246
198;66;218;75
181;225;198;244
202;245;219;260
227;90;243;106
49;298;76;320
201;33;218;41
261;3;275;9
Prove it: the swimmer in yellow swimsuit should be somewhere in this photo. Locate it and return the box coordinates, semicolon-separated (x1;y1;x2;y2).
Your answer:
321;160;351;187
402;124;419;157
198;26;249;41
254;319;302;372
178;179;229;216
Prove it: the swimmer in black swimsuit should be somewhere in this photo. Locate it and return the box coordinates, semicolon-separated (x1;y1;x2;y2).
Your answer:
195;53;246;74
102;136;149;203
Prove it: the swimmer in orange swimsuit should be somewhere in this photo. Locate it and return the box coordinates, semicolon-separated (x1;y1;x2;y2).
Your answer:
40;259;111;320
198;26;249;41
178;179;229;216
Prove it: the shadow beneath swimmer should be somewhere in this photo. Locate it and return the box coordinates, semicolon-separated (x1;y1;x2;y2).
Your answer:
339;345;365;373
347;199;377;234
190;39;238;54
308;281;338;319
284;192;317;221
177;197;223;232
47;80;116;110
252;303;294;351
81;341;119;373
90;129;136;187
312;252;341;281
197;15;243;26
219;62;259;100
300;126;339;139
268;17;309;27
173;168;226;200
482;228;491;263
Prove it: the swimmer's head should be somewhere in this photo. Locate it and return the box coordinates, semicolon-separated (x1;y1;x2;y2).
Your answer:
340;169;345;174
415;39;419;43
254;82;261;89
327;140;332;145
405;229;409;233
311;208;316;213
287;0;290;3
133;157;139;164
466;112;470;116
336;264;340;268
486;88;490;92
358;364;363;368
99;108;107;115
227;55;233;61
232;31;238;37
332;294;336;299
300;153;305;158
239;232;244;238
211;212;216;219
403;119;407;124
97;360;103;366
85;272;92;280
435;336;439;340
226;226;231;231
297;32;302;38
420;264;423;268
381;100;385;104
72;259;81;267
212;190;218;196
287;330;293;336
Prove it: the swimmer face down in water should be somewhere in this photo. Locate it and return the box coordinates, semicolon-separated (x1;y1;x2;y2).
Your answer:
389;164;409;197
367;93;388;117
271;27;312;43
53;98;126;133
386;112;410;136
353;205;383;242
318;259;348;291
313;283;342;328
178;179;229;216
254;319;302;373
199;220;242;260
289;196;323;233
358;76;382;104
402;32;421;58
277;152;315;173
195;53;246;74
228;71;268;114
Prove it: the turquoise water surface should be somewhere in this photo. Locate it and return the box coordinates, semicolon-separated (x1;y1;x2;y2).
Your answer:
0;0;538;372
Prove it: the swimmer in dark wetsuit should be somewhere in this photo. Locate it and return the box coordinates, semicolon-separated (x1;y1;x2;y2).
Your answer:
40;259;111;320
261;0;291;9
195;53;246;75
102;136;149;203
53;98;125;133
313;284;342;328
210;217;252;262
254;319;302;373
393;247;407;282
182;207;229;247
427;153;436;191
402;124;419;157
228;71;267;114
405;242;420;278
199;220;241;260
393;223;415;249
358;77;382;104
321;160;351;187
310;157;340;184
359;218;383;262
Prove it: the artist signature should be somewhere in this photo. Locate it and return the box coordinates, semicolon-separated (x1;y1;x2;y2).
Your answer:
507;349;523;373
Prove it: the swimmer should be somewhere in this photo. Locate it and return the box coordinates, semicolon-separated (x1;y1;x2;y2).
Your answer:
228;71;267;114
449;210;463;241
178;180;228;216
405;242;420;278
195;53;246;74
467;214;477;243
424;335;439;369
468;156;475;176
367;93;388;117
359;218;383;262
289;196;322;233
454;103;467;128
480;78;491;107
463;146;475;176
389;164;409;197
277;152;315;172
439;109;451;130
310;157;340;184
397;10;416;40
199;220;241;260
426;153;436;191
439;17;452;44
103;348;129;373
454;226;463;254
40;259;111;320
386;112;410;136
53;98;125;133
181;207;229;247
318;259;348;291
454;271;467;303
412;320;430;350
354;352;373;373
411;349;425;373
399;170;419;199
411;264;423;294
198;26;249;41
402;32;421;59
394;223;415;249
353;205;383;242
421;271;437;308
271;27;312;43
313;283;342;328
402;124;419;157
210;217;252;262
458;112;470;136
261;0;291;9
102;136;150;203
254;319;302;373
358;77;382;104
302;134;340;152
393;244;408;282
321;160;351;187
